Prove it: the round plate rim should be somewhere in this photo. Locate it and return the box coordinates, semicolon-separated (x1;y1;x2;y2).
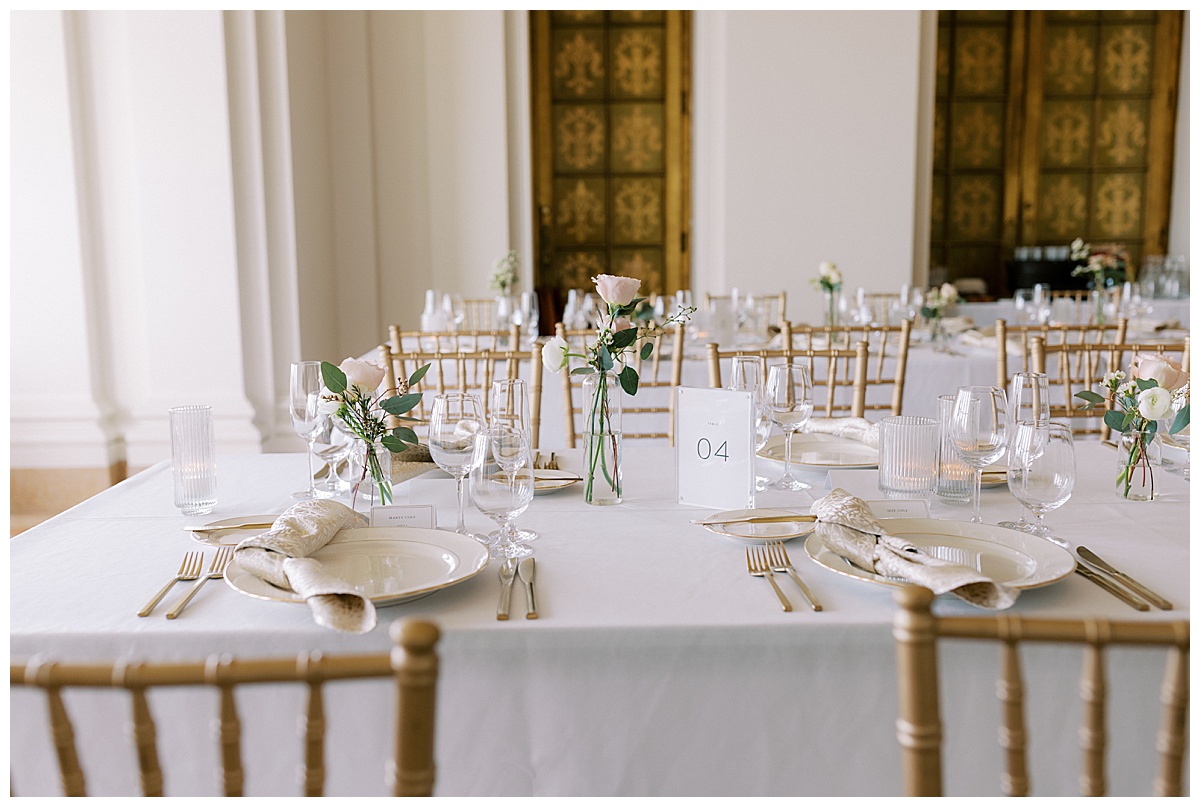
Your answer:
757;433;879;469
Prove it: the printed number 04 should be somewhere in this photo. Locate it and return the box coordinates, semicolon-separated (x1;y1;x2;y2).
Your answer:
697;438;728;462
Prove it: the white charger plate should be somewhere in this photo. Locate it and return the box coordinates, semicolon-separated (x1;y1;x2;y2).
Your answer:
758;433;879;469
804;517;1075;590
224;527;489;606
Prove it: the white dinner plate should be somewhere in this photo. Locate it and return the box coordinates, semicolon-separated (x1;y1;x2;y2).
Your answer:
804;517;1075;590
190;514;281;546
700;509;816;544
757;433;879;469
223;527;489;606
535;468;581;494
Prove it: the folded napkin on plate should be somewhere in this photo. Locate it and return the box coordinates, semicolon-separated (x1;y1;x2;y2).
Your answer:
802;417;880;448
958;329;1022;354
937;315;974;336
389;443;439;484
811;488;1017;609
234;500;375;634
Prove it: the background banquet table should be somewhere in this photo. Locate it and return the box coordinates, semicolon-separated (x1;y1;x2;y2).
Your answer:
10;442;1188;796
957;298;1191;329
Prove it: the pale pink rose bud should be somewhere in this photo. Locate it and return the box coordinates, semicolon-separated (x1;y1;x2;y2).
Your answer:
1129;352;1188;391
338;358;386;394
592;274;641;307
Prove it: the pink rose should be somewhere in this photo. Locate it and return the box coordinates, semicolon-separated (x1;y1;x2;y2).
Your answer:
593;274;641;307
338;357;385;394
1129;352;1188;391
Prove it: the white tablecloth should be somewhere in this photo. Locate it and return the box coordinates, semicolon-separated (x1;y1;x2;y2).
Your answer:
10;443;1188;796
958;298;1191;329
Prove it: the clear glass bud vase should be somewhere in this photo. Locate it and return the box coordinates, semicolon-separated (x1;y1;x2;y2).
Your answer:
583;371;623;506
349;438;393;509
1116;428;1160;501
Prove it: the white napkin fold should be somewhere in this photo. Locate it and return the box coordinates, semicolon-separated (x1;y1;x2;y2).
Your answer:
811;488;1018;610
802;417;880;449
234;500;376;634
958;329;1022;354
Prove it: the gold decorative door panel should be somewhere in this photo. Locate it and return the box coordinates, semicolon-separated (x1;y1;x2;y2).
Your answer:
932;11;1182;293
532;11;691;325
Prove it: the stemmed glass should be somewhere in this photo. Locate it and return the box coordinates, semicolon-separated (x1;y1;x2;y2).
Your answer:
517;291;540;346
428;393;488;543
489;379;537;540
312;414;352;498
998;373;1050;531
764;363;814;491
470;430;534;559
950;386;1009;523
442;293;465;333
729;356;771;491
289;361;325;500
1006;421;1075;546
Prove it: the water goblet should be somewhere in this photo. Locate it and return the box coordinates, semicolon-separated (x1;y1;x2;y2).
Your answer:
764;363;814;491
950;385;1009;523
470;434;534;559
1006;421;1075;547
290;361;325;500
428;393;488;543
729;356;771;491
312;414;352;497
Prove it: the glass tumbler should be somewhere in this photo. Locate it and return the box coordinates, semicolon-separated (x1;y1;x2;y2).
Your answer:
170;405;217;515
935;394;972;503
877;415;938;499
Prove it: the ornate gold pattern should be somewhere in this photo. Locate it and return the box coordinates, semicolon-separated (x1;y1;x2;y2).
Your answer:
931;181;945;235
613;30;661;96
1046;28;1095;92
1094;174;1141;236
555;32;604;96
949;177;998;239
559;252;606;289
557;180;605;243
1043;103;1091;166
556;107;605;170
933;106;947;166
613;180;661;242
951;104;1002;167
612;106;663;170
1097;102;1146;165
615;249;662;290
1040;175;1088;237
955;28;1005;94
1101;27;1151;92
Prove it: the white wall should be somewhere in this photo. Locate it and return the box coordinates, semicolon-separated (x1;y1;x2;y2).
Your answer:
1168;12;1189;257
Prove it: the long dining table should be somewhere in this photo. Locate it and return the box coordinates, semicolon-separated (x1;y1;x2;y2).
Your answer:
10;439;1189;796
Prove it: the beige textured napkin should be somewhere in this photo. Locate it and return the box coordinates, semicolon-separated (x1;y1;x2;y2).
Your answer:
234;500;376;634
802;417;880;448
811;488;1017;609
958;328;1022;354
388;443;438;485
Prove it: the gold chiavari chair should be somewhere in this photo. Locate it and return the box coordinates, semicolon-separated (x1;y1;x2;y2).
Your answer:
10;620;441;797
893;586;1188;796
556;322;684;446
378;342;544;448
702;290;788;326
705;340;870;419
387;323;521;354
1029;335;1189;438
994;318;1128;389
462;297;502;331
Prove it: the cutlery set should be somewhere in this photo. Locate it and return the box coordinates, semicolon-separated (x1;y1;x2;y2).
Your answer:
746;542;822;612
532;452;560;471
139;547;234;618
497;557;538;620
1073;545;1171;612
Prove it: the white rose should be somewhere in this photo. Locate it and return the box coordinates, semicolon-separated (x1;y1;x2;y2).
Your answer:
338;358;385;394
541;336;569;373
940;283;959;303
592;274;641;307
819;262;842;285
1137;386;1173;421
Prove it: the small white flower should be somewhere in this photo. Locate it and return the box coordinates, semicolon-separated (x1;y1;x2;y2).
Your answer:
1102;370;1126;386
1137;386;1174;421
317;392;343;415
541;336;570;373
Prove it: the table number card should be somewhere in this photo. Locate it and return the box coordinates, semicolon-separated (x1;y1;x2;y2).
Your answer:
675;387;756;510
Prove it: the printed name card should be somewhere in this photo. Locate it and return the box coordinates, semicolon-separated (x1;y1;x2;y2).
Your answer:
866;499;930;520
675;387;756;510
370;504;436;529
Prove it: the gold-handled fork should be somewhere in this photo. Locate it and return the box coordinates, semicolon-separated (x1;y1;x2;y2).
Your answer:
165;546;234;619
138;552;203;617
766;541;823;612
746;546;791;612
546;452;559;470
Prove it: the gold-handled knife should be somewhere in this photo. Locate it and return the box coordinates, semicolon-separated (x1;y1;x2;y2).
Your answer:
1077;546;1172;610
518;557;538;619
1074;565;1150;611
692;514;817;526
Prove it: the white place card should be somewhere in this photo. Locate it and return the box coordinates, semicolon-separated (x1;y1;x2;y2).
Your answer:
370;504;436;529
675;387;756;510
866;499;930;520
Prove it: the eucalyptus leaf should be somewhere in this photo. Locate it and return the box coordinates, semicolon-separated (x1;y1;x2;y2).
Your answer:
1104;409;1127;433
1170;403;1190;434
571;366;596;376
1135;378;1157;391
321;362;347;395
598;345;613;372
619;366;639;395
1074;389;1106;408
382;393;422;416
408;363;431;387
640;342;654;360
380;435;407;453
391;426;418;444
611;327;639;350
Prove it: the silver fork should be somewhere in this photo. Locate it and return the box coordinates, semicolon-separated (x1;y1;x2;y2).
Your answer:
165;546;234;619
138;552;203;617
766;541;823;612
746;546;792;612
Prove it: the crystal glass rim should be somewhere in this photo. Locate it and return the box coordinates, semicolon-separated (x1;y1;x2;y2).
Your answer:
169;404;212;415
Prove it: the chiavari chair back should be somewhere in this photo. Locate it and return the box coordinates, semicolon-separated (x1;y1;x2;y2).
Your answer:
893;586;1188;796
556;322;684;446
10;620;441;797
1029;335;1189;439
378;342;544;448
462;297;502;331
702;290;788;327
387;323;522;354
994;318;1128;389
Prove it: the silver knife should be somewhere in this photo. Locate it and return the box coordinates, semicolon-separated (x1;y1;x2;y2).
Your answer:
518;557;538;619
497;558;518;621
1077;546;1172;610
1074;565;1150;611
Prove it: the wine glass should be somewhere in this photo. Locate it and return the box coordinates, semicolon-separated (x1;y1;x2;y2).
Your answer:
1006;372;1050;432
950;386;1009;523
470;431;534;559
428;393;488;543
729;356;771;491
290;361;325;500
442;293;465;333
764;363;814;491
1006;421;1075;547
489;378;529;435
312;414;352;497
518;291;540;346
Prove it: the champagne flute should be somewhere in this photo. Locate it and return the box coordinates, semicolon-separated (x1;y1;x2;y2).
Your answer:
729;356;771;491
289;361;324;500
1007;421;1075;547
764;363;814;491
428;393;488;543
470;432;534;559
950;386;1009;523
